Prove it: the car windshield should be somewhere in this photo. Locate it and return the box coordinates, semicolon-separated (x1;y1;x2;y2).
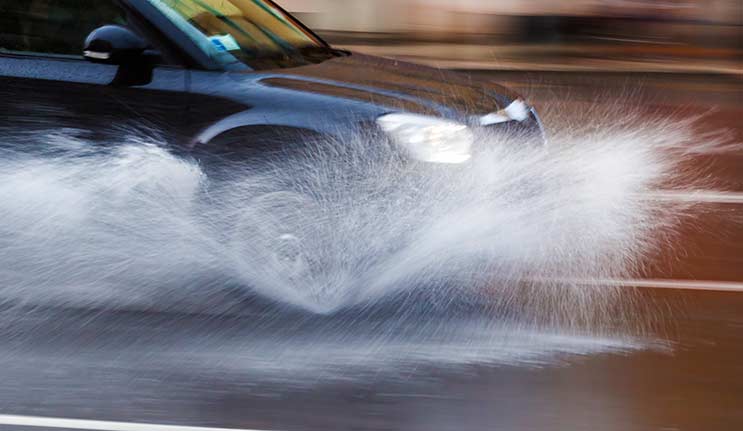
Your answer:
147;0;336;70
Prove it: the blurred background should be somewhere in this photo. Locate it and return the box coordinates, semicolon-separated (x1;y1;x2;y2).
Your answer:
281;0;741;73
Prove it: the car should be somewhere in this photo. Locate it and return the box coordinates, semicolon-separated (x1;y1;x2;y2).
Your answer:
0;0;547;311
0;0;544;166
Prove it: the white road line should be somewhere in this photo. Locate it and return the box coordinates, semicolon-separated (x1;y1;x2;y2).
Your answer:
600;278;743;292
642;190;743;204
0;415;273;431
537;278;743;292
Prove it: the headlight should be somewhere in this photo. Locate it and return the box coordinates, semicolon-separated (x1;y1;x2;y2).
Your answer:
376;113;473;164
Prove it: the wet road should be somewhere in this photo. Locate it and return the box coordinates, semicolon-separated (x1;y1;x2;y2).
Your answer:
1;72;741;431
0;288;741;431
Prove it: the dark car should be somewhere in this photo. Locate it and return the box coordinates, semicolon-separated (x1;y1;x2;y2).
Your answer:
0;0;543;166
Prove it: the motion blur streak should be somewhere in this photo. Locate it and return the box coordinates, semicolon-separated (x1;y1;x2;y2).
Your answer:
0;109;732;321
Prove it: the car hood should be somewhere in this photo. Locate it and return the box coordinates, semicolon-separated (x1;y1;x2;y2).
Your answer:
252;53;520;118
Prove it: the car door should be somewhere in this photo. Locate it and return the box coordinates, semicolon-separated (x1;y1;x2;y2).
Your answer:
0;0;193;146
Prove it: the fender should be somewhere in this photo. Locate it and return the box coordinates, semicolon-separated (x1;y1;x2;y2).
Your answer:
190;108;345;147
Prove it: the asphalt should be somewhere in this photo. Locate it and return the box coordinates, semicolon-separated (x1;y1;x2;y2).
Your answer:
0;71;741;431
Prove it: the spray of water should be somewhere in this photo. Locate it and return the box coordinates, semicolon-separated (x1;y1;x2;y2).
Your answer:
0;109;728;324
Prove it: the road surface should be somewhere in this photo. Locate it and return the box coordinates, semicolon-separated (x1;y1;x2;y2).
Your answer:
0;72;741;431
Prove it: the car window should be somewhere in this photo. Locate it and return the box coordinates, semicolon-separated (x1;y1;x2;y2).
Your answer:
0;0;128;57
147;0;339;70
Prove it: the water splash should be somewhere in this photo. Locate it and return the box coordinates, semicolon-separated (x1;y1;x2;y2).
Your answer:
0;112;726;320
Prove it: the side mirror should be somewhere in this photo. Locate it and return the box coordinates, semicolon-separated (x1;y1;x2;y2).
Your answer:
83;25;159;65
